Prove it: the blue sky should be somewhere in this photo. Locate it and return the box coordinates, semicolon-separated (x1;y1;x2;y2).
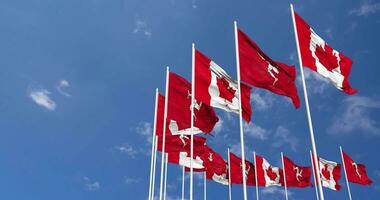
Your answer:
0;0;379;199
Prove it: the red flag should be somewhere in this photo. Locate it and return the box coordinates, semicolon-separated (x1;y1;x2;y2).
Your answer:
155;93;166;136
342;150;373;185
237;28;300;108
201;146;228;185
317;156;342;190
283;155;312;187
294;12;357;94
229;152;255;185
255;154;284;186
157;135;206;155
195;49;252;122
167;151;205;170
167;72;219;135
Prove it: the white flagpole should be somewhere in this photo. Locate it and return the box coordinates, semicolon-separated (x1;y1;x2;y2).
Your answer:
152;135;158;200
234;20;248;200
253;152;259;200
148;89;159;200
340;146;353;200
228;148;232;200
204;172;207;200
182;166;185;200
190;43;195;200
290;4;325;200
159;67;170;200
310;150;320;200
164;153;168;200
281;152;289;200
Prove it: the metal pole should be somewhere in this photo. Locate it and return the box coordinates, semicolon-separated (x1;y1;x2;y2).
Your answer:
340;146;353;200
281;152;289;200
152;136;158;200
190;43;195;200
182;166;185;200
149;89;159;200
163;153;168;200
253;152;259;200
290;4;324;200
310;151;320;200
228;148;232;200
233;20;248;200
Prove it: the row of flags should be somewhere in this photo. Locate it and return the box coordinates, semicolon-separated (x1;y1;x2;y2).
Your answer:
148;4;368;200
156;134;372;190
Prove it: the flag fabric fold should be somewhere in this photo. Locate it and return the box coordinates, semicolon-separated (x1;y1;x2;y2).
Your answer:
294;12;357;94
255;154;284;187
283;155;312;187
316;156;342;190
195;49;252;122
237;28;300;108
229;152;256;186
157;135;206;155
202;146;229;185
342;150;373;185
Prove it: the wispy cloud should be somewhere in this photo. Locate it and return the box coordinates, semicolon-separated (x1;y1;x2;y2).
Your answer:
349;1;380;16
83;176;100;191
29;88;56;111
251;91;275;111
272;126;299;152
213;119;223;135
261;187;292;198
114;143;138;158
328;96;380;135
133;19;152;37
56;79;71;97
191;0;198;9
244;122;269;140
124;177;141;184
301;69;330;95
136;122;153;144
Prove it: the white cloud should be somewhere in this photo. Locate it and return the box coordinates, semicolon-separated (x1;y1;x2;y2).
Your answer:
251;91;275;111
350;1;380;16
191;0;198;9
29;88;56;111
56;79;71;97
213;119;223;135
136;122;153;144
124;177;141;184
83;176;100;191
244;122;269;140
271;126;299;152
114;143;138;158
133;19;152;37
261;187;292;198
324;28;333;39
328;96;380;135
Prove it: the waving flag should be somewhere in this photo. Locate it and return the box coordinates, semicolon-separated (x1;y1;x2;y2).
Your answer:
166;72;219;135
294;12;357;94
342;150;373;185
195;49;252;122
229;152;256;185
157;135;206;155
237;28;300;108
168;151;205;170
317;157;342;190
155;93;167;136
283;155;312;187
202;146;229;185
256;154;284;186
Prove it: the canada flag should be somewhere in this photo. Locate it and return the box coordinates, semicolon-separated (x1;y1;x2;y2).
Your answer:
255;154;284;187
316;157;342;190
294;12;357;94
195;49;252;122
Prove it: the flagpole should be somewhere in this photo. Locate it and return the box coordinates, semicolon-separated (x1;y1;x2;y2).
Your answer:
340;146;353;200
281;152;289;200
290;4;325;200
204;172;207;200
310;150;320;200
253;152;259;200
190;42;195;200
152;135;158;200
234;20;248;200
182;166;185;200
228;148;232;200
164;153;168;200
149;89;159;200
159;67;170;200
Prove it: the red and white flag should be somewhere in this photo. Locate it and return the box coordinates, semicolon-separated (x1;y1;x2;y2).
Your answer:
294;12;357;94
256;154;284;187
229;152;256;185
237;28;301;108
157;135;206;155
283;155;312;187
195;49;252;122
317;157;342;190
342;150;373;185
202;146;229;185
168;151;205;170
165;72;219;135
